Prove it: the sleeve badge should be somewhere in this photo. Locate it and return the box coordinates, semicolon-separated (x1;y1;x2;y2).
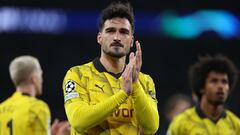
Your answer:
65;80;76;94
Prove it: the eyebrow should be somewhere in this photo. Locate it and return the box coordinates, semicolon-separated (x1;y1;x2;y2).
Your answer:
104;27;115;31
120;28;130;33
105;27;130;31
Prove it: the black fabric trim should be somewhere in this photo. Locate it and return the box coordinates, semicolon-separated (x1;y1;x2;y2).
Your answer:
195;104;227;123
22;93;31;96
93;57;124;79
93;57;106;72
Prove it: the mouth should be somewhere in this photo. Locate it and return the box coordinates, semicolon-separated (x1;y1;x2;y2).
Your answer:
216;91;225;98
110;42;124;48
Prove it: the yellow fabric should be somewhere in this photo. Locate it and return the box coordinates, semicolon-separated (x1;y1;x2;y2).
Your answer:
167;107;240;135
63;61;159;135
0;91;51;135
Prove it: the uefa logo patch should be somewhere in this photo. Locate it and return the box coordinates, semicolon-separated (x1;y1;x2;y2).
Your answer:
65;80;75;94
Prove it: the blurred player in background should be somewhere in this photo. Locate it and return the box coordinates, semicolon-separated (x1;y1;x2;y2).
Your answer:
0;55;70;135
164;93;192;123
167;55;240;135
0;55;51;135
62;1;159;135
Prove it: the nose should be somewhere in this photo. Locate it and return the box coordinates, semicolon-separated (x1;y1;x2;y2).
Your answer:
217;85;224;91
217;82;225;91
113;32;120;42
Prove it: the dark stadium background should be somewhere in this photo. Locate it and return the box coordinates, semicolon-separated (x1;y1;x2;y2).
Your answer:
1;0;240;134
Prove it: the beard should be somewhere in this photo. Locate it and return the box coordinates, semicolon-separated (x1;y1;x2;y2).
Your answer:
208;98;225;106
103;49;125;58
102;45;130;58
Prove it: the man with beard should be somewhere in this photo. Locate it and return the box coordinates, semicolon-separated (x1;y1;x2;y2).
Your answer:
167;55;240;135
62;1;159;135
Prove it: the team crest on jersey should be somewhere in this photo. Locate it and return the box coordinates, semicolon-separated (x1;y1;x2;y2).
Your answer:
65;80;75;94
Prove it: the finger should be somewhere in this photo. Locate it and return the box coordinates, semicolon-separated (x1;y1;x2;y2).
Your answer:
129;52;135;62
135;41;139;69
124;60;135;79
126;62;134;77
122;52;135;78
51;119;60;135
62;121;70;128
135;41;142;71
136;41;142;62
131;54;136;68
122;60;132;78
59;121;70;129
52;118;59;126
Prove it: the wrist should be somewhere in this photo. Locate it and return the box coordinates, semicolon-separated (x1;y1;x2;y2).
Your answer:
120;90;130;97
133;80;140;88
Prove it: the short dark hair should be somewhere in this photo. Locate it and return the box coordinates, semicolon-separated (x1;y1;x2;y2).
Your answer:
189;55;238;101
98;1;134;33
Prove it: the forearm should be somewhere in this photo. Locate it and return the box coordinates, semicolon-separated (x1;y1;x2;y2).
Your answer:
65;90;128;133
132;81;159;134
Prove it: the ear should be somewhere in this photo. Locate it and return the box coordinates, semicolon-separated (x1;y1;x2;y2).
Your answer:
97;32;102;44
200;88;205;94
31;73;37;85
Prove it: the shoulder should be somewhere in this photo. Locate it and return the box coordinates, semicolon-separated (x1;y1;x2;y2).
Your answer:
138;72;155;91
168;107;196;134
226;110;240;119
29;99;50;115
226;110;240;124
139;72;152;79
63;61;95;87
171;107;197;126
65;61;95;78
175;107;195;119
138;72;155;85
67;61;94;74
27;99;51;129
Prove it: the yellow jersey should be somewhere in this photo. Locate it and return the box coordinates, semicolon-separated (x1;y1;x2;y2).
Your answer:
167;106;240;135
62;58;159;135
0;91;51;135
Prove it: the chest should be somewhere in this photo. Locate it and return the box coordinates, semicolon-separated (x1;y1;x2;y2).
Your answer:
185;119;237;135
87;73;134;121
87;72;125;102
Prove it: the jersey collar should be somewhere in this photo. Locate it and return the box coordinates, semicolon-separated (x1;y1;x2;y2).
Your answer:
93;57;123;79
196;104;227;123
15;91;31;96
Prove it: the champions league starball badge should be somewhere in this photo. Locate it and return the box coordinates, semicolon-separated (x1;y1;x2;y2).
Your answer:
65;80;76;93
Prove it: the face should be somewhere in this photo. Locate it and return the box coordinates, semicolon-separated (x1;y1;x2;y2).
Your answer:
201;71;229;105
97;17;134;58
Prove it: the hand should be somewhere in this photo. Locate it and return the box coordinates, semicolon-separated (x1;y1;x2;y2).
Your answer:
122;52;135;95
132;41;142;83
51;119;70;135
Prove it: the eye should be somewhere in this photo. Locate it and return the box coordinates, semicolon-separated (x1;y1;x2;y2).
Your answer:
221;79;228;84
120;29;130;35
105;28;116;33
210;78;218;84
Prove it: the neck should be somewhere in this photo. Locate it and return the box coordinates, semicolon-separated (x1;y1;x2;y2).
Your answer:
100;54;126;74
16;85;36;97
200;97;224;121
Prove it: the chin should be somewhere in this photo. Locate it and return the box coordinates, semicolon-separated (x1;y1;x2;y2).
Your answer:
212;100;225;106
108;52;125;58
